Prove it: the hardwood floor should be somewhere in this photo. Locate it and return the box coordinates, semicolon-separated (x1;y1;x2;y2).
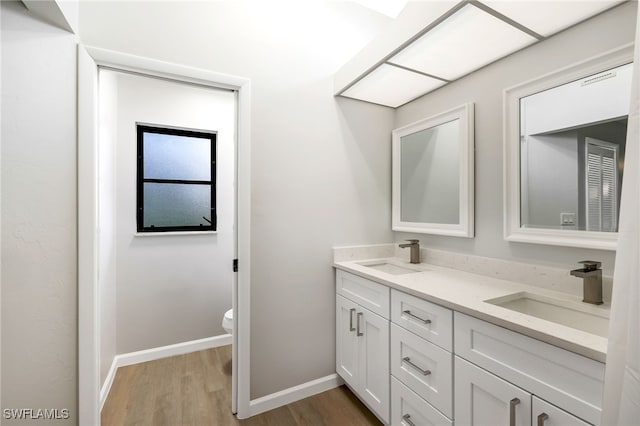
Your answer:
102;345;382;426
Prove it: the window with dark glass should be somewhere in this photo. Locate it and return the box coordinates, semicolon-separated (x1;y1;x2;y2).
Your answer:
137;125;216;232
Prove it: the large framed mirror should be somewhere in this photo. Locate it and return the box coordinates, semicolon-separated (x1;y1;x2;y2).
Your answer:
504;44;633;250
392;103;474;237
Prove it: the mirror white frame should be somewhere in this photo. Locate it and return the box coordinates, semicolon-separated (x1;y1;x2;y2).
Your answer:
392;103;475;237
503;44;634;250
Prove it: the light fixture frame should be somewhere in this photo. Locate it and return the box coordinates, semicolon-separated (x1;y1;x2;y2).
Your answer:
334;0;624;108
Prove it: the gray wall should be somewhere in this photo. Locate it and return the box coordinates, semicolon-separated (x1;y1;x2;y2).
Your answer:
1;1;78;424
395;2;637;276
523;132;579;229
79;1;395;399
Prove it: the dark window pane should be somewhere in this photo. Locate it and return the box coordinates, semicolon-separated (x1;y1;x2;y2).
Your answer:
143;132;211;181
143;183;212;228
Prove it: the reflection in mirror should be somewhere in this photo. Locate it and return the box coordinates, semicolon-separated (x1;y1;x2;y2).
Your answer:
392;103;474;237
401;119;460;224
519;63;631;233
504;44;634;250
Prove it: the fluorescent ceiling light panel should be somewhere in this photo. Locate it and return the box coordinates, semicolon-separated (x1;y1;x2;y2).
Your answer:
389;4;537;80
341;64;446;107
482;1;623;37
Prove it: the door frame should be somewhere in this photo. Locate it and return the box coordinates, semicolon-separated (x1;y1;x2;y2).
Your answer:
78;45;252;424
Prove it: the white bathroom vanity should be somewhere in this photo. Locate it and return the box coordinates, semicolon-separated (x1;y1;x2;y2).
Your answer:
334;245;609;426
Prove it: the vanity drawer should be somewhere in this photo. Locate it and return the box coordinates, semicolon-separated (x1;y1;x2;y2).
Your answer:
454;312;605;425
391;376;452;426
391;323;453;418
391;289;452;351
336;270;389;319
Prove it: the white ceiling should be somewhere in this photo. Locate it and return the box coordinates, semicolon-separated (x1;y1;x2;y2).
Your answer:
336;0;625;108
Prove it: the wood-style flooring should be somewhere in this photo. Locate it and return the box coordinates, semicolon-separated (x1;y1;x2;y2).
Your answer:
102;345;382;426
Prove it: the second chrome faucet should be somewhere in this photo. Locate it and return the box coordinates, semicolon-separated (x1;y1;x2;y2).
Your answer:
570;260;603;305
399;239;420;264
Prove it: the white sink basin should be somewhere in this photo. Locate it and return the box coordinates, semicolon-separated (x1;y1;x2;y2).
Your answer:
485;292;609;338
357;261;421;275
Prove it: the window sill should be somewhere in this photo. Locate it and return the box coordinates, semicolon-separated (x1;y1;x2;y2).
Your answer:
134;231;217;237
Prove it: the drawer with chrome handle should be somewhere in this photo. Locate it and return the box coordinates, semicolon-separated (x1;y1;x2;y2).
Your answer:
391;323;453;418
391;289;452;351
391;377;453;426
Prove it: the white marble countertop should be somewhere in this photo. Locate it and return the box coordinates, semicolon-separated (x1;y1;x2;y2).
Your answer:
334;256;609;363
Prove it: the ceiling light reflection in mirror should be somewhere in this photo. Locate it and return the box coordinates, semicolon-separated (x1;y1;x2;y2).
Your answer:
389;4;537;81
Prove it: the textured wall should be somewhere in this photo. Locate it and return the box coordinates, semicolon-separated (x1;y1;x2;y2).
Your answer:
1;2;78;424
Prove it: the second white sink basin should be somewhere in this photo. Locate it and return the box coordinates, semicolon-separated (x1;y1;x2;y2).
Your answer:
357;261;421;275
485;292;609;338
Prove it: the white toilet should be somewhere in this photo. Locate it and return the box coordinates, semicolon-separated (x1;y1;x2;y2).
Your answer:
222;308;233;334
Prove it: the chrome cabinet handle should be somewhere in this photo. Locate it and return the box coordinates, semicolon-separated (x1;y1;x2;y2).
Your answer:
349;308;356;332
356;312;364;336
402;356;431;376
509;398;520;426
402;310;431;324
402;413;416;426
537;413;549;426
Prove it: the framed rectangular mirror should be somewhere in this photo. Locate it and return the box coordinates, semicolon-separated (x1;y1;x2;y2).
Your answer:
392;103;474;237
504;44;633;250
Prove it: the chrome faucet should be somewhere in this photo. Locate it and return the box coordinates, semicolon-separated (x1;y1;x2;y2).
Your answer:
399;239;420;264
570;261;603;305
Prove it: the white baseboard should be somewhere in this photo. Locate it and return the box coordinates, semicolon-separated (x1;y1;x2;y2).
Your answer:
100;357;119;411
247;374;344;418
115;334;232;367
100;334;232;410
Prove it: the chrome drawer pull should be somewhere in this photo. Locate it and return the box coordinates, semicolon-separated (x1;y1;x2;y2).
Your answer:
402;356;431;376
349;308;356;332
537;413;549;426
509;398;520;426
356;312;364;336
402;413;416;426
402;310;431;324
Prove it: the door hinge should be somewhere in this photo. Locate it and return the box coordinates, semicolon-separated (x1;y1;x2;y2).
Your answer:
233;258;238;272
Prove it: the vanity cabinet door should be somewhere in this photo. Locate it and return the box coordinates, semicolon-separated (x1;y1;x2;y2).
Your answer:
533;397;591;426
358;306;390;423
335;294;390;424
455;356;531;426
336;295;359;390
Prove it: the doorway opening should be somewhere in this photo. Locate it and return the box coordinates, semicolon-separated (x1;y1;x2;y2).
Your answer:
78;46;252;424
